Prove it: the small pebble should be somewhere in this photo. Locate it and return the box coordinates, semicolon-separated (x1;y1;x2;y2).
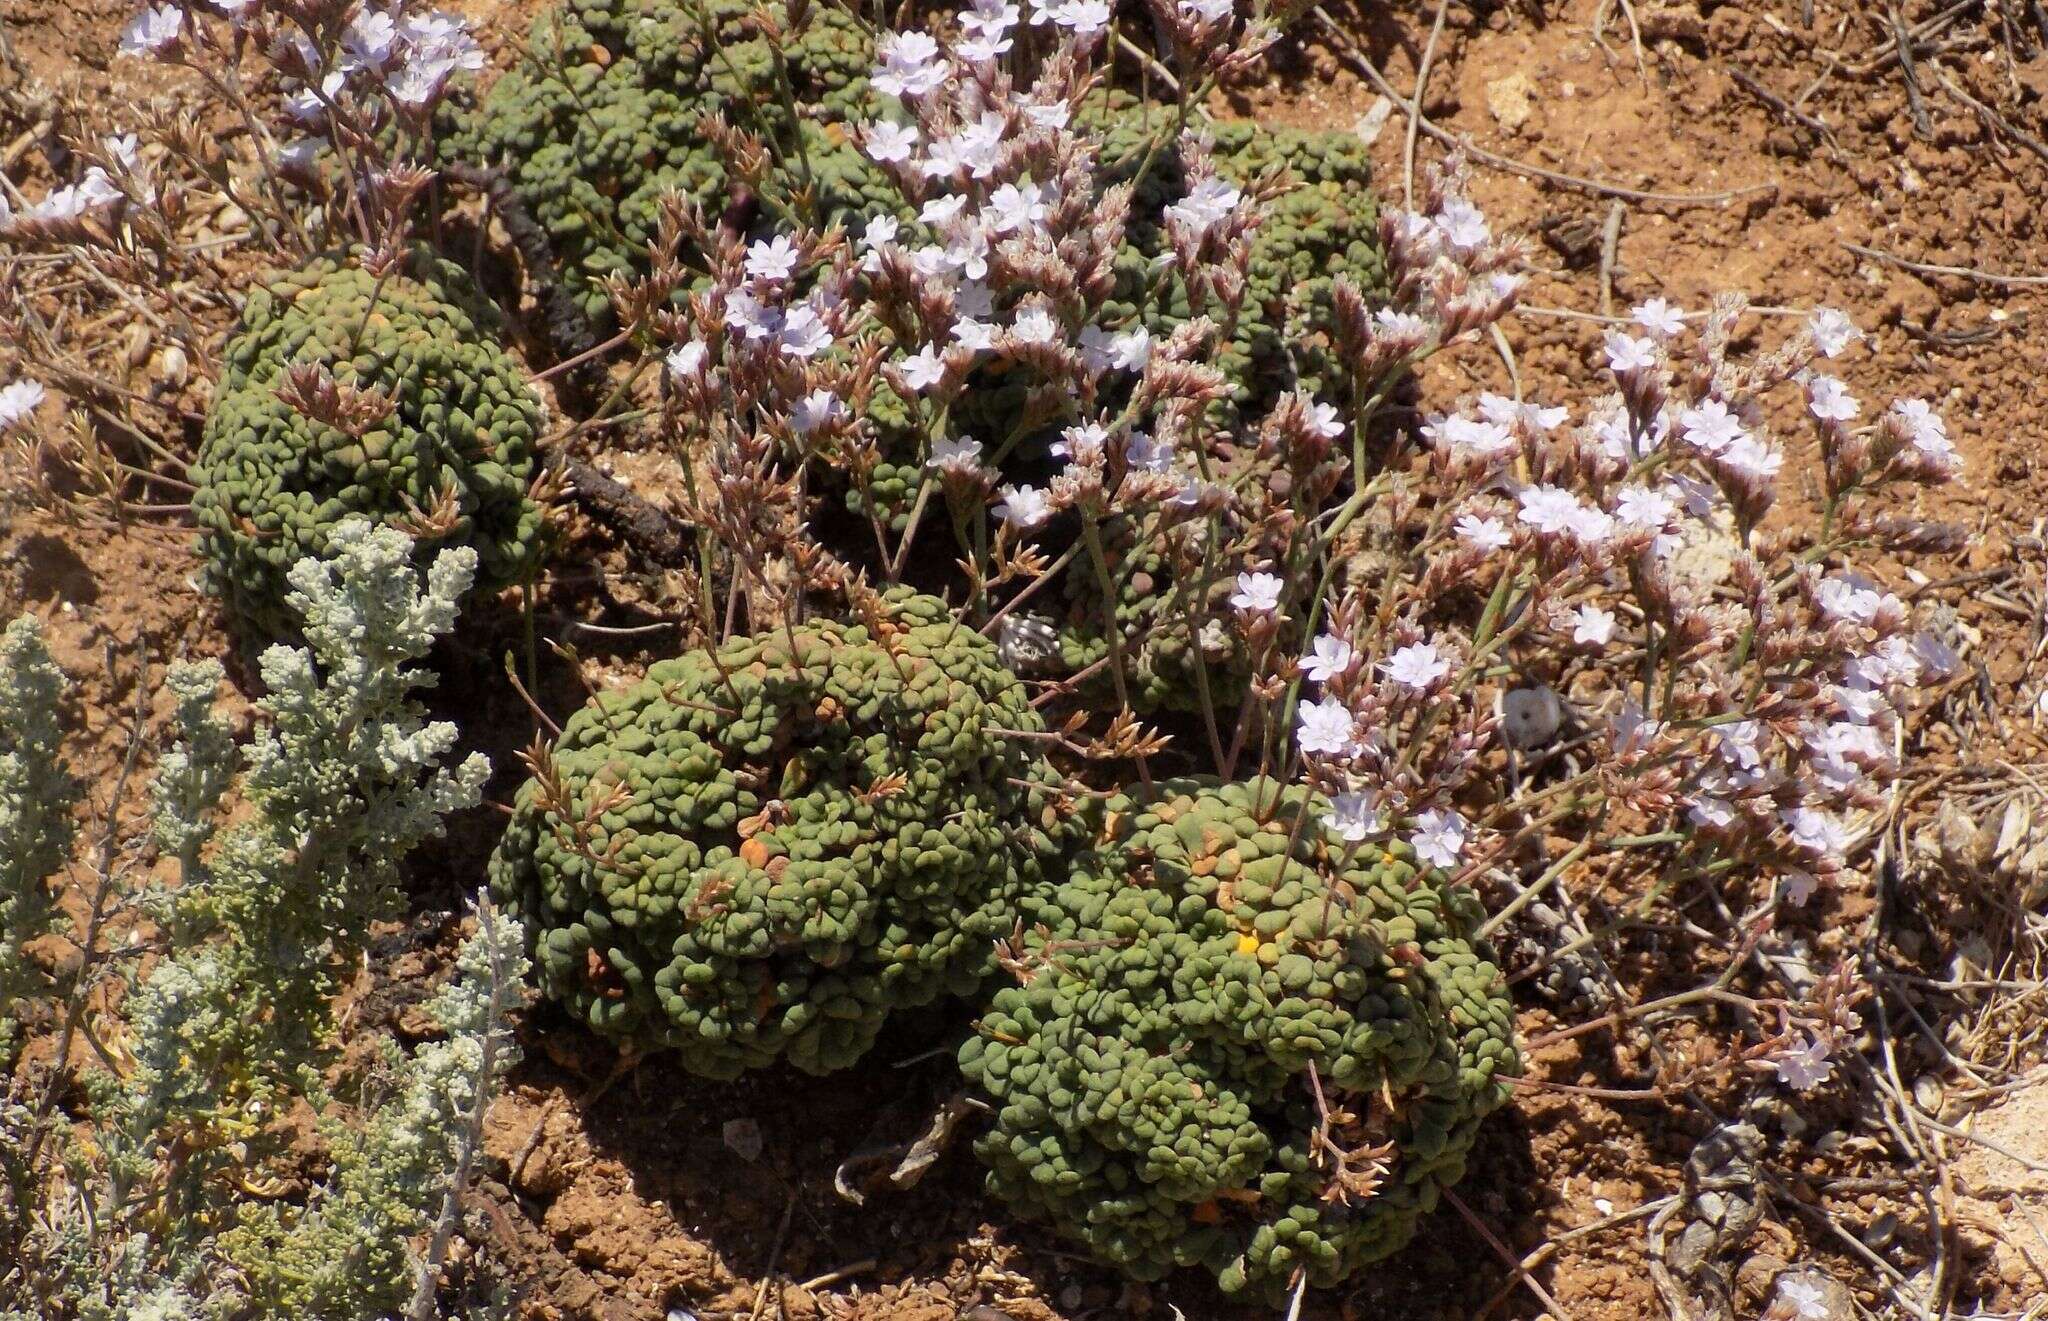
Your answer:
722;1117;763;1163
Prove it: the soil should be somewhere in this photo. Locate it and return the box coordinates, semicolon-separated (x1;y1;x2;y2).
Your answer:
7;1;2048;1318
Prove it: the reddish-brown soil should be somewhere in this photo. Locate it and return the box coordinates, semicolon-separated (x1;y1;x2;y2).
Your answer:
7;1;2048;1318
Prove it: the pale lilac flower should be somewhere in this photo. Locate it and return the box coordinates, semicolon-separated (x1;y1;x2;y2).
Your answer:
1807;375;1860;423
1808;307;1860;359
1299;633;1355;683
956;280;996;321
1716;720;1768;773
1325;790;1384;844
776;304;833;358
1829;683;1889;723
286;72;347;126
1454;513;1511;552
1373;308;1432;343
1815;575;1887;626
276;139;321;176
1306;401;1345;440
929;436;985;475
995;483;1052;529
986;182;1048;234
861;215;900;249
389;56;460;110
1517;485;1590;538
1381;642;1450;691
0;380;47;432
725;289;779;341
1783;805;1853;860
1408;809;1468;870
1436;198;1490;252
1516;486;1580;535
1051;423;1107;462
920;193;967;226
863;120;919;163
666;341;707;381
745;236;800;284
1296;698;1359;758
790;389;845;435
1438;414;1517;458
1077;325;1116;374
1109;326;1153;371
952;318;998;353
945;228;990;281
1780;870;1819;907
1912;631;1960;679
1776;1274;1831;1321
1611;700;1662;755
899;345;946;392
872;31;946;98
950;113;1006;178
119;4;183;58
1180;0;1233;21
1632;297;1687;338
1775;1036;1836;1092
1808;720;1882;790
1604;332;1659;375
1010;305;1060;345
955;31;1011;63
342;9;400;70
1571;605;1617;648
1024;98;1071;129
1594;409;1663;461
103;134;143;174
1688;795;1737;830
405;11;483;73
1720;433;1783;481
1478;392;1568;433
963;0;1021;29
1230;572;1284;614
65;168;122;213
1612;485;1677;532
1679;398;1746;455
1891;398;1954;460
1053;0;1113;38
1164;177;1242;237
1668;471;1718;517
1124;431;1175;474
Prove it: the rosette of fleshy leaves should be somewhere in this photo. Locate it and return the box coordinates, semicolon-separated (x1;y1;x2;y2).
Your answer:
960;776;1517;1300
191;248;547;644
489;588;1074;1077
444;0;890;318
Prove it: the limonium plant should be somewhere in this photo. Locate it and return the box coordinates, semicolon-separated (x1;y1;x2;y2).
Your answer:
617;0;1959;1103
482;0;1966;1287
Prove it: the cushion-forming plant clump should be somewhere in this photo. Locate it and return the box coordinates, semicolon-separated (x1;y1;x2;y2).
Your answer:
490;589;1074;1078
959;777;1517;1300
191;250;546;643
1096;105;1389;402
449;0;886;317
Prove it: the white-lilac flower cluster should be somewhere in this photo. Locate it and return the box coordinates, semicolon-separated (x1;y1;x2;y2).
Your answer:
103;0;485;191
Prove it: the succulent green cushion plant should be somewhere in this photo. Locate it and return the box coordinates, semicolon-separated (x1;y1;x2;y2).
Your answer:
959;777;1517;1300
446;0;881;318
191;251;545;643
490;590;1073;1077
